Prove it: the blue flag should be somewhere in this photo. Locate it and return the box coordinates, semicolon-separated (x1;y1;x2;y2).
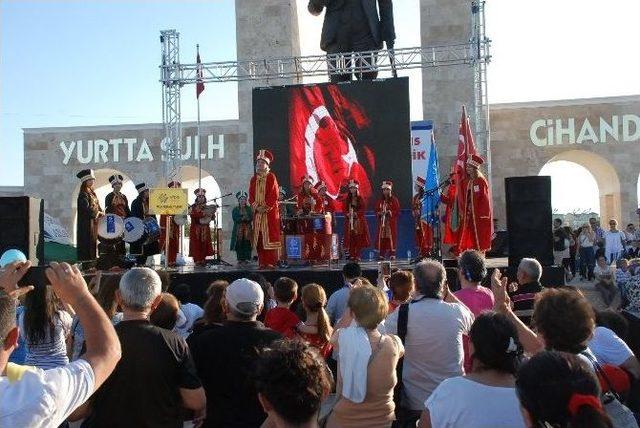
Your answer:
421;133;440;226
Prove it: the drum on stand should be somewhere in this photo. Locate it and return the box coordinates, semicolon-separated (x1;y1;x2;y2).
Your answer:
123;217;145;243
98;214;124;243
143;218;161;245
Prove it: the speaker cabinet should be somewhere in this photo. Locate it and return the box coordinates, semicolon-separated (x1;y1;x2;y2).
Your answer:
505;177;553;267
0;197;45;265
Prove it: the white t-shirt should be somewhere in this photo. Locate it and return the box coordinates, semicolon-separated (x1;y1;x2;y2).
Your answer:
0;359;95;428
385;297;474;410
588;326;634;366
174;302;204;338
604;230;625;255
425;376;526;428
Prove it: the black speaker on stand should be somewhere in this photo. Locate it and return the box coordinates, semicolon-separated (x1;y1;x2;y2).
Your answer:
505;177;554;268
0;196;45;265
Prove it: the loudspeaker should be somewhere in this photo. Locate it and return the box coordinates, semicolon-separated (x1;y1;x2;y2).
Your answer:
0;197;45;265
505;176;553;267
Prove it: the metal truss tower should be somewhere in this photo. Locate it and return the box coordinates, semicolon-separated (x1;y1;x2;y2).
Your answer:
159;11;490;182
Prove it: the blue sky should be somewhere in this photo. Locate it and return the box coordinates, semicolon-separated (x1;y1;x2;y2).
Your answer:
2;0;639;210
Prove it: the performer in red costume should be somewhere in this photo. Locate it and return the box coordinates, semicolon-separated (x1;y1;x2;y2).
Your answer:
315;180;336;217
188;188;214;265
342;179;370;261
412;176;433;259
375;180;401;260
249;149;282;269
458;154;493;252
159;180;181;266
296;175;323;261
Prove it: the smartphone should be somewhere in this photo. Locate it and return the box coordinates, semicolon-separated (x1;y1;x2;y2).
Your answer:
17;265;50;288
381;261;391;276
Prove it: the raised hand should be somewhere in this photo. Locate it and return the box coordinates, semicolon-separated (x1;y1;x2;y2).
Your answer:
0;261;34;299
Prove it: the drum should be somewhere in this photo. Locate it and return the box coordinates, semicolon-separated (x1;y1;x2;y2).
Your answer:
282;216;298;234
143;218;161;245
123;217;145;243
199;205;217;225
311;213;332;234
97;214;124;243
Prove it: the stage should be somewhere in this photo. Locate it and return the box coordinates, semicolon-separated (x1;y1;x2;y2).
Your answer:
94;257;565;306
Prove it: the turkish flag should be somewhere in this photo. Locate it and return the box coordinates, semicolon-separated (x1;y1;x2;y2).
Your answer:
288;85;375;211
196;52;205;99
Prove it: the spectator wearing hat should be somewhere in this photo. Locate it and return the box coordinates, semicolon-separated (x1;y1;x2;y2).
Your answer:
249;150;282;269
458;154;493;253
189;188;214;265
130;182;161;263
375;180;401;260
343;179;370;261
412;176;433;259
76;169;104;261
189;278;282;427
231;191;253;264
159;180;182;266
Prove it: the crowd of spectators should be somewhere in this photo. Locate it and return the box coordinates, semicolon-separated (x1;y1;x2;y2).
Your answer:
2;246;640;427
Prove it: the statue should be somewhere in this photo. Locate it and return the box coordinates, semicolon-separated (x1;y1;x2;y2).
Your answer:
308;0;396;82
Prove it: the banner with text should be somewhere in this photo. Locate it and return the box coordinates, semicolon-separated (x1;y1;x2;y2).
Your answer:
410;120;433;194
149;188;188;215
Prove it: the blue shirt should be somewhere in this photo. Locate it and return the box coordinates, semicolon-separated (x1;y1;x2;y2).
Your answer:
327;282;352;326
8;306;26;365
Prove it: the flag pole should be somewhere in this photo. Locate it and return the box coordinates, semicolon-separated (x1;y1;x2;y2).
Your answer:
196;44;202;191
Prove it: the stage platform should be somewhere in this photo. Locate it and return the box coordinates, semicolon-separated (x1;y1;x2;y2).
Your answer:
95;257;564;306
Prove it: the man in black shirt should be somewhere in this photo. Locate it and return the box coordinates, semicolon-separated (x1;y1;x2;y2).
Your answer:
509;257;544;326
553;218;569;266
189;278;282;428
80;268;206;428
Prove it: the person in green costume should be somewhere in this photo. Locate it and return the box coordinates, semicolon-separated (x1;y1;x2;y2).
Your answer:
230;191;253;264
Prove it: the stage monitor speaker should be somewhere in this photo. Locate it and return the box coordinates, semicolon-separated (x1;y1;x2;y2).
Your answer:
0;197;45;266
505;176;553;267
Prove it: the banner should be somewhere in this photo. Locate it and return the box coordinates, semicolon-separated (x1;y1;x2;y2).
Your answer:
410;120;433;193
43;213;73;245
149;188;188;215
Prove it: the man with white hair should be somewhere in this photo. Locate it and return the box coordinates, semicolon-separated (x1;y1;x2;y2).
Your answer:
510;257;544;326
189;278;282;428
80;267;206;427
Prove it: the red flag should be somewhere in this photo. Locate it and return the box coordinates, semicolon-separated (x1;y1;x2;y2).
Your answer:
196;49;205;99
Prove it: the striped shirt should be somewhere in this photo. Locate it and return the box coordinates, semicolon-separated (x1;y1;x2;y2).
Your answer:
18;310;72;370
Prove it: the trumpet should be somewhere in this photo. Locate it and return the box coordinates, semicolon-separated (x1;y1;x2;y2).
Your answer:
349;206;355;231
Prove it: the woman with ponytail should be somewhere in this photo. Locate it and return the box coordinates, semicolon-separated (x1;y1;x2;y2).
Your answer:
418;312;526;427
297;283;333;358
516;351;613;428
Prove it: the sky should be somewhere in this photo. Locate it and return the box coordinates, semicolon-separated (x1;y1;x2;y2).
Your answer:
2;0;639;212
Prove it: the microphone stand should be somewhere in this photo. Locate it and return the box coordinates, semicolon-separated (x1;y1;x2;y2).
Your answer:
420;177;452;263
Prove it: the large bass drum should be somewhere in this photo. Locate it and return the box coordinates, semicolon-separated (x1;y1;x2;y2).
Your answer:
123;217;145;243
143;218;161;245
97;214;124;243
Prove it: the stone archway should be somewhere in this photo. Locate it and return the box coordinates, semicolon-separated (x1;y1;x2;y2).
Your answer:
540;150;621;222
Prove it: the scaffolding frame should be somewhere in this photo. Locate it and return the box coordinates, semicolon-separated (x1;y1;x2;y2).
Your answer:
159;2;491;181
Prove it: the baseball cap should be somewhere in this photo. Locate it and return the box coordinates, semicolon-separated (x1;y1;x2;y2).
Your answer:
226;278;264;315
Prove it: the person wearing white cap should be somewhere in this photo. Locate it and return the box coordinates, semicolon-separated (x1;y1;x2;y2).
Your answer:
129;183;161;263
375;180;401;260
76;169;104;261
105;174;130;257
188;188;214;265
412;176;433;259
189;278;282;427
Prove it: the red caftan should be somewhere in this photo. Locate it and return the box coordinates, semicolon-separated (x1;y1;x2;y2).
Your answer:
458;174;493;252
188;206;214;264
412;193;433;258
297;189;324;261
249;171;281;267
343;195;370;260
159;215;180;265
375;195;401;258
